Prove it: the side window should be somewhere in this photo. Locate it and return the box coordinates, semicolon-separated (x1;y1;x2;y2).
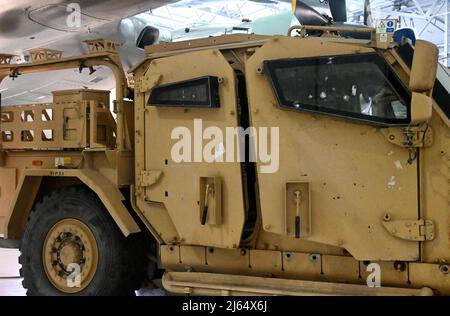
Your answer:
264;53;411;126
148;76;220;108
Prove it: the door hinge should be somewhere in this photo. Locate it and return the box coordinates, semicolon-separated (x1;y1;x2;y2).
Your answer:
137;170;163;188
382;125;433;149
382;218;435;242
382;125;432;164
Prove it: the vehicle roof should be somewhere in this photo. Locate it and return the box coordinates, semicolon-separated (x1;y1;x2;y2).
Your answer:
144;34;270;56
129;32;376;73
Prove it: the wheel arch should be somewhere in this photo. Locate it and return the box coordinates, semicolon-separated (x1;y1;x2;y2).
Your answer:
5;169;141;240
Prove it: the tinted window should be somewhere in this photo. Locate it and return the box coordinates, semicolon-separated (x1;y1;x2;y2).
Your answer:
264;53;411;126
148;76;220;108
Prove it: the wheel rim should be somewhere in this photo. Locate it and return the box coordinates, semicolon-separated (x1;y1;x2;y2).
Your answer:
42;218;99;293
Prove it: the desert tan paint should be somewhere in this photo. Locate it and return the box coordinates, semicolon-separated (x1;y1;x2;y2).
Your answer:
245;37;419;260
0;42;139;238
0;32;449;295
141;49;246;249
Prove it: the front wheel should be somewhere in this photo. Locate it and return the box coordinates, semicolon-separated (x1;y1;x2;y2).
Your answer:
19;187;146;296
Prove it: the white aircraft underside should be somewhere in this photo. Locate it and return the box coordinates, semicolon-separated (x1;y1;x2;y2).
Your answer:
0;0;175;105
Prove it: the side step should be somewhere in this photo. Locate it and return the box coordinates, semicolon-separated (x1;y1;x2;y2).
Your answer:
162;272;434;296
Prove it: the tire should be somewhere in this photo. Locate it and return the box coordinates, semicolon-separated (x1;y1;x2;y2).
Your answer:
19;186;147;296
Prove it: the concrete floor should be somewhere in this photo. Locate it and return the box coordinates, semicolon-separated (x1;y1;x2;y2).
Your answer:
0;249;26;296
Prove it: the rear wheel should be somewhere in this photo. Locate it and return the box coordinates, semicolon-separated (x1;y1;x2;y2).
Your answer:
20;187;146;296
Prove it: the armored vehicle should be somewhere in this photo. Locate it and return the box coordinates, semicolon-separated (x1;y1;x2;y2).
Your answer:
0;25;449;295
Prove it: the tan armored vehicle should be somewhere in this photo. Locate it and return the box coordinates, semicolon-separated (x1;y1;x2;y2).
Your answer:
0;25;449;295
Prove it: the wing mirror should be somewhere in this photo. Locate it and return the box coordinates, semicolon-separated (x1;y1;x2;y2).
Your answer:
409;40;438;124
410;92;433;124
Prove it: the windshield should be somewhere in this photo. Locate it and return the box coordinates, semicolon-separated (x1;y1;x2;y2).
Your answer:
264;53;411;126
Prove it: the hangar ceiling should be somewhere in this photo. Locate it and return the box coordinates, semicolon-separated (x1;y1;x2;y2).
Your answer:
0;0;448;106
347;0;449;67
142;0;449;67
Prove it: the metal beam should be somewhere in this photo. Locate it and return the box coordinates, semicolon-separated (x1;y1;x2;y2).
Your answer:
349;0;449;67
419;0;446;35
425;0;441;18
371;10;433;20
412;0;426;15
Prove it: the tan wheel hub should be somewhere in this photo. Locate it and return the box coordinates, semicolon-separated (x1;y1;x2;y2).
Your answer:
43;218;99;293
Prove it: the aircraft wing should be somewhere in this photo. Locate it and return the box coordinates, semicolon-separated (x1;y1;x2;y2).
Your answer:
0;0;176;56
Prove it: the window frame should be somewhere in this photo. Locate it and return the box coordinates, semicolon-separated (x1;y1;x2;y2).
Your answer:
148;76;220;108
263;53;412;126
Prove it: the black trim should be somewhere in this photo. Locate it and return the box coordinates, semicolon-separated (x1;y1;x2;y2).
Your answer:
235;72;258;242
0;237;20;249
433;79;450;119
396;43;414;68
148;76;220;108
264;53;412;126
